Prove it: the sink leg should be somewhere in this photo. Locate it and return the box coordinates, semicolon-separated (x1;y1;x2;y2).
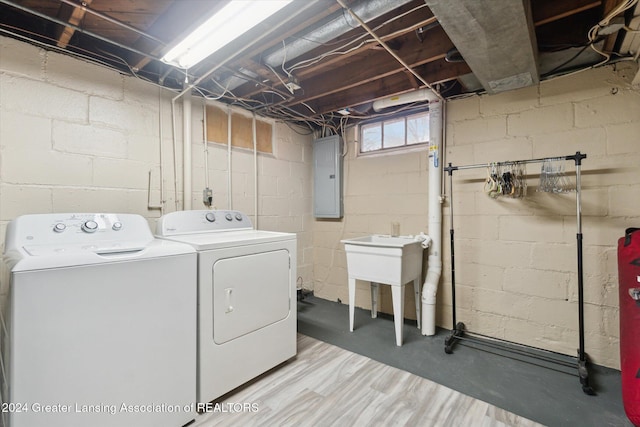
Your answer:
413;278;421;330
349;278;356;332
370;282;379;318
392;285;405;346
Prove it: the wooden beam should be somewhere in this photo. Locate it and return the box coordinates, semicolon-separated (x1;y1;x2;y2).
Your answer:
55;0;93;48
231;1;435;99
274;26;453;107
533;0;601;26
292;16;438;81
297;60;471;116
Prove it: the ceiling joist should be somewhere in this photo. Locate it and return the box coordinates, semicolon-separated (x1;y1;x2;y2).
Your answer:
0;0;625;129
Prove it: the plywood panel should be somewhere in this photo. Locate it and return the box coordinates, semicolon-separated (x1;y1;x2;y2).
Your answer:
232;112;253;150
206;105;228;144
206;105;272;154
256;119;273;153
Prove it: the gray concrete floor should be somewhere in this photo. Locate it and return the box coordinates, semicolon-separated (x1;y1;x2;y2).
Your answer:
297;295;631;427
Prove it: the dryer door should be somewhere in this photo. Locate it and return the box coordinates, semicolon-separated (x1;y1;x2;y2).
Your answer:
212;249;290;344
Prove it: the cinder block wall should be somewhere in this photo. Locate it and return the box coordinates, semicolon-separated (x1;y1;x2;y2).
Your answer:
0;36;314;293
313;141;430;318
314;63;640;369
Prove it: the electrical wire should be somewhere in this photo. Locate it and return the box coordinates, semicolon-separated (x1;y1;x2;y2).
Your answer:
0;2;442;130
539;0;639;82
286;39;373;74
284;2;430;76
541;44;593;77
335;0;441;101
266;63;293;93
587;0;638;66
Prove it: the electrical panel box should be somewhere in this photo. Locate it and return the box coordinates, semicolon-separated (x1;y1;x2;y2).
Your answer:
313;135;343;219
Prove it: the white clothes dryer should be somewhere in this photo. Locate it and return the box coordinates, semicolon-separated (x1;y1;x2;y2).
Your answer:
156;210;296;404
1;213;197;427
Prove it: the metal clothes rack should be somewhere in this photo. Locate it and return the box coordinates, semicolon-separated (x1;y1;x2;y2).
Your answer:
443;151;595;395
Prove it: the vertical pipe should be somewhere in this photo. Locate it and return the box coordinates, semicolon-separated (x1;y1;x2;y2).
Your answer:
227;105;233;210
203;101;209;189
158;88;164;215
170;98;179;211
252;112;258;228
421;99;443;336
183;92;192;210
440;95;447;198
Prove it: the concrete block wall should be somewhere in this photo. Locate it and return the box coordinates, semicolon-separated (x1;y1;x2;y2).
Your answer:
312;63;639;369
312;138;430;320
190;105;314;286
0;36;314;294
443;62;640;369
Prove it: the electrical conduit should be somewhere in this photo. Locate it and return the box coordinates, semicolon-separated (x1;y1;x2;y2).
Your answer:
227;105;232;209
183;91;192;210
252;112;258;228
422;99;444;336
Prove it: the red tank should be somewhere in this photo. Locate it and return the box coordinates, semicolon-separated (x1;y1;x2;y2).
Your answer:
619;227;640;426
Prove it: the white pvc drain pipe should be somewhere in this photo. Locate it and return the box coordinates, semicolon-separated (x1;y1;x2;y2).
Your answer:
422;99;443;336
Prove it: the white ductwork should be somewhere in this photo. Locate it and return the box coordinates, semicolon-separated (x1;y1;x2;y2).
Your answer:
372;88;440;111
422;98;443;336
262;0;414;68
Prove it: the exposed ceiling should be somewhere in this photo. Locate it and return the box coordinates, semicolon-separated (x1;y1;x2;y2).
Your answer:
1;0;638;133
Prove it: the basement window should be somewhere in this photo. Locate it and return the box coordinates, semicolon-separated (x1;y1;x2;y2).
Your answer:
359;111;429;154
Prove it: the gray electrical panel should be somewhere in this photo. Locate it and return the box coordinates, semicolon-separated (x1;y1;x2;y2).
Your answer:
313;135;343;218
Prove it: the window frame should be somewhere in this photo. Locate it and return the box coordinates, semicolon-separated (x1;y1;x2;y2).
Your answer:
358;109;430;156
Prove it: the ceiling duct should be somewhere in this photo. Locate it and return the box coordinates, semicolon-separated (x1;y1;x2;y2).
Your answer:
424;0;539;94
262;0;415;68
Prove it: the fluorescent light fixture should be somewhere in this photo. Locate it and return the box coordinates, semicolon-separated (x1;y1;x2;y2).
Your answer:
162;0;292;69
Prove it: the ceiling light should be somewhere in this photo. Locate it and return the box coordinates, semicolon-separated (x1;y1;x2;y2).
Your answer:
162;0;292;69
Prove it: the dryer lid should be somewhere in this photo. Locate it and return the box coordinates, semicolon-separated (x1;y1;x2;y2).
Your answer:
160;229;295;251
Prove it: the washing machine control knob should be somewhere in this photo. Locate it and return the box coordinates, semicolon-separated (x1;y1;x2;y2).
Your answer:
82;220;99;233
112;222;123;231
205;212;216;222
225;213;233;221
53;223;66;233
235;213;243;221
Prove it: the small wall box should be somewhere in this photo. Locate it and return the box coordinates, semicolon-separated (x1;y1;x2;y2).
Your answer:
313;135;343;218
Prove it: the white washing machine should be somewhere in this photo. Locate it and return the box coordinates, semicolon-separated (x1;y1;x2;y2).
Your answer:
156;210;296;404
1;213;197;427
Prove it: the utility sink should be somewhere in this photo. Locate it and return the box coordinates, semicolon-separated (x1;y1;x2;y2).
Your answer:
341;235;425;346
341;235;423;285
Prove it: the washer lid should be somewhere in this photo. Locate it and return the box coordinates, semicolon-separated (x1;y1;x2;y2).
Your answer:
159;229;295;251
7;239;195;272
4;213;153;252
3;213;195;271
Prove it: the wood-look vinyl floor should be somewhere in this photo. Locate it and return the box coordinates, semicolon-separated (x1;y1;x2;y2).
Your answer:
191;334;544;427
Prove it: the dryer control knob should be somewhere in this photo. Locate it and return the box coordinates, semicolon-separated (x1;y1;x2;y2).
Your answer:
235;213;243;221
205;212;216;222
112;222;123;231
225;213;233;221
53;223;66;233
82;220;99;233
